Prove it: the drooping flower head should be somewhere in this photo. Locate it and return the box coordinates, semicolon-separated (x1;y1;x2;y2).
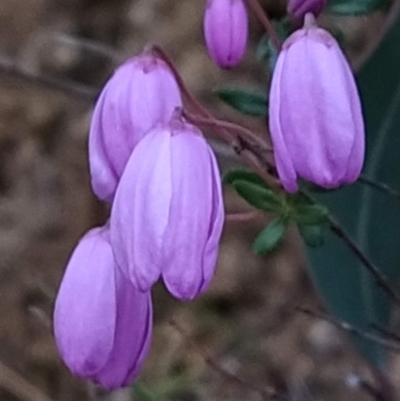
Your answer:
89;53;182;202
53;226;152;389
203;0;248;68
268;14;365;193
110;116;225;301
287;0;326;21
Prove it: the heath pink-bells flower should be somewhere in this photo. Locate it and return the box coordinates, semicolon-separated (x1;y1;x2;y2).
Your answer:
269;15;365;193
203;0;249;68
89;54;182;202
53;226;152;389
55;47;225;389
110;117;225;301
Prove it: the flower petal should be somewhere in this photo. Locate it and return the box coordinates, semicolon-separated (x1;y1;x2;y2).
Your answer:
110;128;173;290
53;227;116;377
162;127;216;300
89;55;182;202
93;269;152;389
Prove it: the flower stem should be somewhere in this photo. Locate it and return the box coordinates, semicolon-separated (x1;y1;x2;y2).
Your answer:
358;175;400;201
244;0;281;51
328;216;400;306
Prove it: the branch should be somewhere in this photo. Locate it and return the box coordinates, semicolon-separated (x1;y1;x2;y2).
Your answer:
168;318;281;401
244;0;281;51
0;360;55;401
296;306;400;353
0;54;98;101
358;175;400;201
328;216;400;306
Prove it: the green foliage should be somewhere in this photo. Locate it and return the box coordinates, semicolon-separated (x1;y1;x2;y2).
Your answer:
215;87;267;117
253;217;288;255
327;0;387;15
298;223;326;248
224;169;329;253
223;168;268;187
232;180;282;212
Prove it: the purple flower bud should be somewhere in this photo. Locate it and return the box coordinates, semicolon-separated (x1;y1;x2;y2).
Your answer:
287;0;326;21
110;119;225;301
203;0;248;68
89;54;182;202
269;18;365;193
53;226;152;389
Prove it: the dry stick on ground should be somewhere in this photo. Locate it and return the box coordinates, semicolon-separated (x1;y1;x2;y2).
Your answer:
169;318;281;401
296;306;400;353
0;360;55;401
296;308;398;401
0;54;98;101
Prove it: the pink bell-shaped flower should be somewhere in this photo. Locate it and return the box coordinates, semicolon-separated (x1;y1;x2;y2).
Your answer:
89;53;182;202
269;15;365;193
287;0;326;21
53;226;152;389
110;117;225;301
203;0;248;68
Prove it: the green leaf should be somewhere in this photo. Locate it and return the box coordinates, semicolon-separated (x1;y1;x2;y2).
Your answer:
223;168;269;188
306;10;400;365
293;204;329;225
253;218;288;255
298;224;326;247
215;87;267;117
327;0;387;15
232;180;283;212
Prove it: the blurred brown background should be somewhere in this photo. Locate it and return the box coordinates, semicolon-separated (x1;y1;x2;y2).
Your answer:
0;1;395;400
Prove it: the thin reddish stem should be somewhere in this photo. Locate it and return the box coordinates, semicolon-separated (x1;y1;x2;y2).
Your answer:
183;111;272;153
245;0;281;51
226;211;263;223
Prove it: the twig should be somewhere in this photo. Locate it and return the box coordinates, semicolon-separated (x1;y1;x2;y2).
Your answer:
328;216;400;306
0;360;55;401
168;318;281;401
244;0;281;51
0;54;98;101
226;211;263;223
300;189;400;307
183;111;272;155
296;306;400;353
358;175;400;201
370;323;400;342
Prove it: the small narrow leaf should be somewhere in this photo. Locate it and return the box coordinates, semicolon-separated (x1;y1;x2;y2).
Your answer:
223;168;269;188
215;87;267;116
233;180;282;212
293;204;329;225
298;224;326;247
327;0;386;15
253;218;287;255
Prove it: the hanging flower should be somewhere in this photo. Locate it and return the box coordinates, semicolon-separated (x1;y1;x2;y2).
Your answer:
53;226;152;389
268;14;365;193
110;116;225;301
203;0;248;68
89;53;182;202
